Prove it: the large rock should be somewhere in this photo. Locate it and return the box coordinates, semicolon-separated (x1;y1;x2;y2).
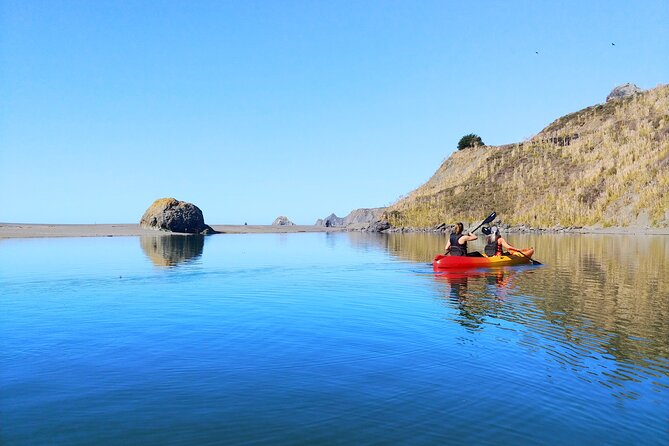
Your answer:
140;198;214;234
606;83;642;102
315;213;345;227
364;220;391;232
272;216;295;226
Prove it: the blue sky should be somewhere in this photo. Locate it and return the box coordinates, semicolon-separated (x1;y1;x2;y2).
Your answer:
1;1;667;224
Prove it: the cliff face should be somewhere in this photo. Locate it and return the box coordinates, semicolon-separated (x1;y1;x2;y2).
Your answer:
388;84;669;228
315;208;385;228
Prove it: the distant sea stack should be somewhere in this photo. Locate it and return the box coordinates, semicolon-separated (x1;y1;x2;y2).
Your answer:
272;216;295;226
315;213;345;227
140;198;215;234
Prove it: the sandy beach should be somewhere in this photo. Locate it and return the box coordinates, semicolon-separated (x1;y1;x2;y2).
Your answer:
0;224;346;239
1;223;667;239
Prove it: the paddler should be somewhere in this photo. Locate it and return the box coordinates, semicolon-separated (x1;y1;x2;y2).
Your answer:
445;222;477;256
484;226;530;257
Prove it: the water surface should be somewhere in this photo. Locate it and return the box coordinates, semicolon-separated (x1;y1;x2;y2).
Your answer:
1;232;667;445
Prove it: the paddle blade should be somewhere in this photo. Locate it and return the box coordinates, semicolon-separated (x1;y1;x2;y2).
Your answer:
469;211;497;234
482;211;496;225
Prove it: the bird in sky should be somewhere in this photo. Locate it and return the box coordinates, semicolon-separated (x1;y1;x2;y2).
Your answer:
612;42;615;46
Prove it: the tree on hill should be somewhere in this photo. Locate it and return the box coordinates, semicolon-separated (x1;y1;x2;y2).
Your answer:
458;134;484;150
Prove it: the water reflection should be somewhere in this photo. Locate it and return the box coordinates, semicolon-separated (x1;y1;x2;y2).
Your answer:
360;232;669;399
139;234;205;267
433;269;522;330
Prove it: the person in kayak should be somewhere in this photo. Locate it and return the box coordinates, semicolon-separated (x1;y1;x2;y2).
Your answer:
484;226;527;257
445;222;477;256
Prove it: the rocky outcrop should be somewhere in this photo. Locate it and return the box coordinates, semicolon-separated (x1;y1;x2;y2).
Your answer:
344;208;385;227
315;213;345;227
363;220;391;232
140;198;215;234
315;208;386;229
606;83;642;102
313;208;391;232
272;216;295;226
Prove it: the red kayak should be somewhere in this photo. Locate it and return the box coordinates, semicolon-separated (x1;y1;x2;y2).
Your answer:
433;248;535;270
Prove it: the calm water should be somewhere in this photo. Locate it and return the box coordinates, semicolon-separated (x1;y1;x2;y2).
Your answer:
1;232;668;445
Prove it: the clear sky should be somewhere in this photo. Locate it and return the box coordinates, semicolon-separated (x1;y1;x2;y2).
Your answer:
1;1;667;224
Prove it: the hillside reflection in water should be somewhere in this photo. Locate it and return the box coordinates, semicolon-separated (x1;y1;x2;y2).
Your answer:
350;231;669;400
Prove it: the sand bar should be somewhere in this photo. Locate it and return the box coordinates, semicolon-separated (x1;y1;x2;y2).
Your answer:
2;223;667;239
0;224;346;239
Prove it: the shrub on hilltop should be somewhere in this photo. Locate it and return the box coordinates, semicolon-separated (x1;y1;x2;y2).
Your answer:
458;134;484;150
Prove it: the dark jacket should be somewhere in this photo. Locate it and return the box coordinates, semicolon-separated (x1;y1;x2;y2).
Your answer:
484;237;503;256
449;233;467;256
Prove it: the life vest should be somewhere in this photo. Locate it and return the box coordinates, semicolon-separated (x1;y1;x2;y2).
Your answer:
484;238;503;256
449;233;467;256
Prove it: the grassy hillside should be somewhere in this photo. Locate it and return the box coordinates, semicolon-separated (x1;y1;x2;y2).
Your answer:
387;84;669;228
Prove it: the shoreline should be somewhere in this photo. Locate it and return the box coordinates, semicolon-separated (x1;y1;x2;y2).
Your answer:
1;223;667;239
0;224;346;239
386;225;669;235
507;226;669;235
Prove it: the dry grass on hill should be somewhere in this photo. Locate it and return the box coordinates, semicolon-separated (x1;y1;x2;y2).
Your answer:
388;84;669;228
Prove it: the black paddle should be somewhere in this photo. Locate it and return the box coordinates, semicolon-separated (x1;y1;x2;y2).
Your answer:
443;212;496;256
470;211;497;234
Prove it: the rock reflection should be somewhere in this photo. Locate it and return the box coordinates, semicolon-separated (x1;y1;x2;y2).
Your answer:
140;234;205;267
